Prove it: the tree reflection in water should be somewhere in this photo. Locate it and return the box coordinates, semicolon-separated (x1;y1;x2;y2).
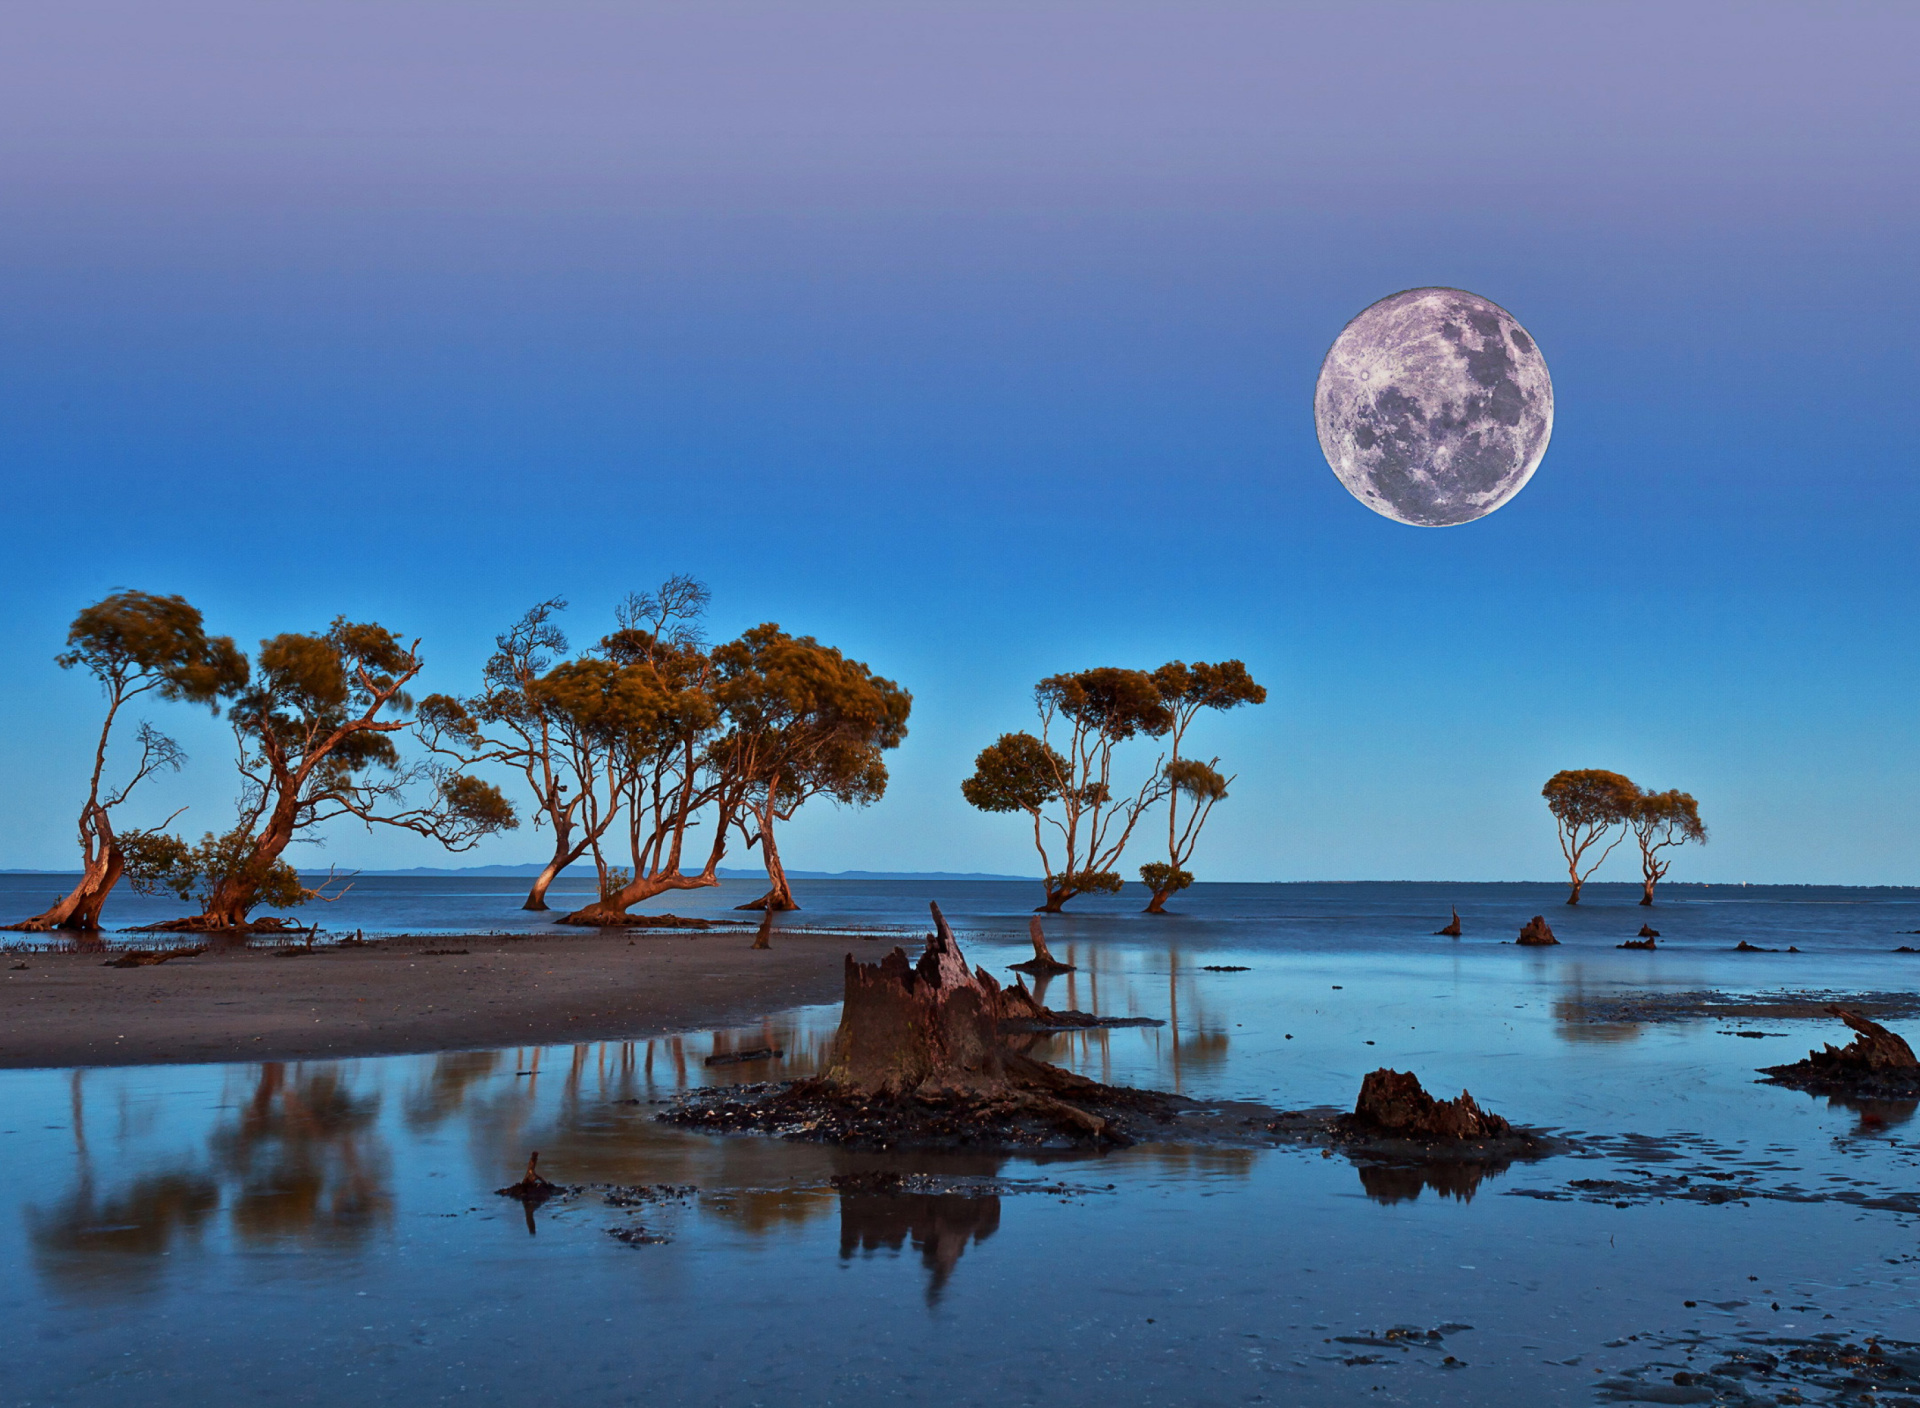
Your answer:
210;1063;392;1246
28;1170;220;1298
1352;1158;1505;1205
838;1190;1002;1305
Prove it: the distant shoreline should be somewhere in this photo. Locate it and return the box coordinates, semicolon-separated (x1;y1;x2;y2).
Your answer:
3;871;1914;891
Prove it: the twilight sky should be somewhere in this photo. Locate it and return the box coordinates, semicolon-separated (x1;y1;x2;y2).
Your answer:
1;1;1916;884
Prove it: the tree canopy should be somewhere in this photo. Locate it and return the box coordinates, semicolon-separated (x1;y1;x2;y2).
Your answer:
1541;768;1639;904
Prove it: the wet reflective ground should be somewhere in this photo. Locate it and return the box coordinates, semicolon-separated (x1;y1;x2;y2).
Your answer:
5;885;1920;1406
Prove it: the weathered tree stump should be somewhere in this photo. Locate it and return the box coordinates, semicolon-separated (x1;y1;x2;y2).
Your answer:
1350;1069;1512;1140
1435;909;1462;937
1516;915;1558;946
1762;1008;1920;1098
752;909;774;951
1637;924;1660;938
1009;916;1075;975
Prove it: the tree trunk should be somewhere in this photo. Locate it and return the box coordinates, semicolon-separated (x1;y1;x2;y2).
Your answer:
735;802;799;912
559;869;721;926
1143;887;1170;914
752;908;774;950
1566;876;1582;905
191;806;301;930
8;813;122;932
523;834;583;911
1639;879;1655;906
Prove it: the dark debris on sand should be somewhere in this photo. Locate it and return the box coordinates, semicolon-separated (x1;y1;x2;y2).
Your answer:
657;1077;1230;1151
1561;990;1920;1027
1597;1331;1920;1406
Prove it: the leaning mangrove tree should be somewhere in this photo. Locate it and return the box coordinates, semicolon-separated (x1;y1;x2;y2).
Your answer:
170;619;516;929
8;590;246;931
712;624;911;911
419;598;623;911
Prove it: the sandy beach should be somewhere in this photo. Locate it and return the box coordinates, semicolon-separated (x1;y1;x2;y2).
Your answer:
0;930;858;1069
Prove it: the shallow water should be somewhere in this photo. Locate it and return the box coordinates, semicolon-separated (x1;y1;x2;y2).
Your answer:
5;881;1919;1406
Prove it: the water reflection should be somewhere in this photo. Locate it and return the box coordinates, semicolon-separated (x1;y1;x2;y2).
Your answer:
211;1064;391;1245
1817;1091;1918;1135
28;1168;220;1298
1351;1158;1505;1205
20;944;1262;1301
838;1189;1001;1304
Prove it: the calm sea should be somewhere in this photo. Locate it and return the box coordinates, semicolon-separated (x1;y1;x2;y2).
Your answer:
4;876;1918;1405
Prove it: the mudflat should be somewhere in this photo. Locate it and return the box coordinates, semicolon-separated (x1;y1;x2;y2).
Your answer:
0;930;857;1069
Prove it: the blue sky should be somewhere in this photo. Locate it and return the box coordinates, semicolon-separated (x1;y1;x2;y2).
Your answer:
1;1;1915;883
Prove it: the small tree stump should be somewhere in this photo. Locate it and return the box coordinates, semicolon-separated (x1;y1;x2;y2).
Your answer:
1352;1069;1511;1139
1434;909;1462;937
1517;915;1558;946
1009;916;1075;975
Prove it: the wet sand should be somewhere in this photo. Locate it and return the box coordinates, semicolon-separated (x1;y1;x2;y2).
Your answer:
0;930;857;1069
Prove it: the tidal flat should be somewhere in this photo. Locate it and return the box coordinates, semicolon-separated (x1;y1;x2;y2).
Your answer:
4;878;1919;1406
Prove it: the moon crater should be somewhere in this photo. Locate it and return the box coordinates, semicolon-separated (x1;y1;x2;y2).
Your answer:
1314;288;1553;527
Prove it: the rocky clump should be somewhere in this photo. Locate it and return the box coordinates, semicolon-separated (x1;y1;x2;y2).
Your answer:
1516;916;1558;946
1348;1069;1512;1140
1762;1007;1920;1099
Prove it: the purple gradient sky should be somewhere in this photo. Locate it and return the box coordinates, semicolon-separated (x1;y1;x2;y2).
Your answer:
1;2;1916;884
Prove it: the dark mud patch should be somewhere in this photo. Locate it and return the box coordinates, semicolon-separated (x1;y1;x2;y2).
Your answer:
1760;1065;1920;1102
998;1010;1166;1032
1314;1322;1476;1370
1504;1129;1920;1216
1558;990;1920;1027
658;1077;1261;1151
828;1170;1111;1199
1596;1331;1920;1406
704;1046;783;1067
496;1180;698;1241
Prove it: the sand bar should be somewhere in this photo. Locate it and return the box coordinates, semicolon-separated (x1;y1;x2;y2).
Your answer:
0;930;858;1069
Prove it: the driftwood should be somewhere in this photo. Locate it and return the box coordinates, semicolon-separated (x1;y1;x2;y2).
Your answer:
1516;915;1558;946
1762;1008;1920;1098
1009;917;1075;975
1348;1069;1512;1140
1434;909;1462;937
103;946;206;968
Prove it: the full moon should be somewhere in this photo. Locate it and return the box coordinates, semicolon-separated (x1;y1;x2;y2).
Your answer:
1313;287;1553;527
